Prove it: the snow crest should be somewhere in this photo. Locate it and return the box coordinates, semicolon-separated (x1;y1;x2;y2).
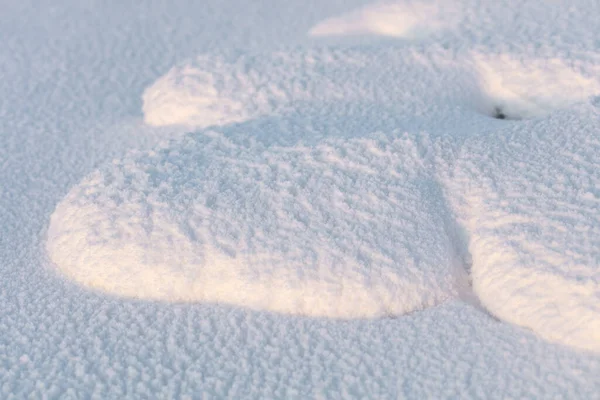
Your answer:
46;132;465;318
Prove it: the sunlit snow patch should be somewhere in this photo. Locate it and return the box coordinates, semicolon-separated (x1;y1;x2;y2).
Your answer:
471;54;600;120
308;2;460;39
46;132;466;318
447;102;600;352
142;63;249;128
142;52;355;129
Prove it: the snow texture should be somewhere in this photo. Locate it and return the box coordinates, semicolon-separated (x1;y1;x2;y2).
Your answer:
446;103;600;353
50;44;600;351
308;1;460;39
142;52;361;129
471;53;600;119
47;131;466;318
3;0;600;397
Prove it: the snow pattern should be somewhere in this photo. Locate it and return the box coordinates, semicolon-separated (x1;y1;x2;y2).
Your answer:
3;0;600;397
471;53;600;119
48;45;600;351
447;104;600;352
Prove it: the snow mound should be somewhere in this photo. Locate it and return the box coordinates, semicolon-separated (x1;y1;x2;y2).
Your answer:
142;62;250;128
142;52;357;129
471;54;600;119
308;2;460;39
446;102;600;352
46;131;466;318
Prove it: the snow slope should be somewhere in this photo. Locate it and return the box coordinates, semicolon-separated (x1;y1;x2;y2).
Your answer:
308;1;460;39
446;101;600;352
2;0;600;398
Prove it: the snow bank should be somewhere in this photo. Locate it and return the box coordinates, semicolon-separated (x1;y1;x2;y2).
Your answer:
308;2;460;39
46;132;466;318
446;102;600;352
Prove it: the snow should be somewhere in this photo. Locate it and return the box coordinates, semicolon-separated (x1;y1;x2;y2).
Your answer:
446;102;600;353
141;52;358;129
2;0;600;397
471;53;600;119
52;46;600;348
308;2;460;39
47;131;467;317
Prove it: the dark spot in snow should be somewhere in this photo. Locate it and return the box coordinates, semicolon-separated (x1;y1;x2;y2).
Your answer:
493;107;506;120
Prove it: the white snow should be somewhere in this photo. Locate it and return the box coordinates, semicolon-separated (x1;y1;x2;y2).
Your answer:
52;42;600;351
470;53;600;119
47;131;467;318
2;0;600;397
308;2;460;39
142;52;355;129
142;62;252;128
445;102;600;353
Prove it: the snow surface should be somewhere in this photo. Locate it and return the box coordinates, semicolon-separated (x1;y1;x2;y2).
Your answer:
49;45;600;350
446;102;600;353
2;0;600;397
308;2;460;39
472;53;600;119
141;52;364;129
47;131;467;318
